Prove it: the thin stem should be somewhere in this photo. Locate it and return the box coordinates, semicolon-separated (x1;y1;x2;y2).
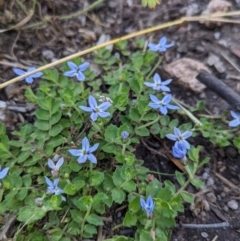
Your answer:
172;97;202;126
122;143;126;155
148;170;175;176
146;56;163;79
80;205;92;237
136;116;160;130
91;121;102;134
3;12;239;89
111;223;122;231
15;0;28;15
175;222;230;229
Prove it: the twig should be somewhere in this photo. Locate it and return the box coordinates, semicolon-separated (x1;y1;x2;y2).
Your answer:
220;52;240;74
196;70;240;111
213;171;238;190
97;225;103;241
0;214;17;240
175;221;230;229
212;235;218;241
2;11;240;89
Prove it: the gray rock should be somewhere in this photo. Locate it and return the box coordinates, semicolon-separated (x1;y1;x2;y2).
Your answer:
227;200;238;210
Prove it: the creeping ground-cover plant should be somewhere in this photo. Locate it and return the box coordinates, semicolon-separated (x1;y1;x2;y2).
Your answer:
1;35;239;241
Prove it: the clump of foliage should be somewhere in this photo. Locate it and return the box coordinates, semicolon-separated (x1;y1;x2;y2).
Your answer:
0;35;238;241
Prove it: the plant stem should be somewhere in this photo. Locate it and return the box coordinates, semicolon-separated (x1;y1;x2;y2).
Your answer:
136;116;160;130
91;121;102;134
80;205;92;237
146;56;163;79
148;170;175;176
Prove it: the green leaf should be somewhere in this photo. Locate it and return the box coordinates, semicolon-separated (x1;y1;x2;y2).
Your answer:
76;196;93;211
50;195;62;208
121;181;136;192
84;224;97;235
135;127;149;136
180;191;194;204
141;113;158;121
190;178;205;189
69;161;81;172
35;120;50;131
160;115;170;126
129;108;140;122
175;171;185;186
104;124;118;142
146;179;162;197
17;188;28;201
64;183;76;195
111;188;125;204
70;209;83;223
0;143;11;159
25;87;37;103
93;192;108;204
17;206;47;223
129;197;141;213
113;168;124;187
50;112;62;125
35;109;50;120
49;124;63;137
37;97;52;110
198;157;210;168
17;151;31;163
123;211;137;227
86;214;103;226
22;174;32;186
89;171;104;186
188;146;201;163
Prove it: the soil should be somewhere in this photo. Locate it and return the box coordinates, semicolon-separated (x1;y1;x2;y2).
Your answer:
1;0;240;240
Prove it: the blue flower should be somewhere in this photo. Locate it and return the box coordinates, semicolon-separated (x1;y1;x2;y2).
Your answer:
68;137;99;164
79;95;111;122
13;67;43;84
64;61;89;81
148;94;179;115
144;73;172;92
44;176;66;201
121;131;129;140
148;36;174;52
172;142;187;162
229;111;240;127
48;157;64;177
166;127;192;149
140;195;155;218
0;166;9;180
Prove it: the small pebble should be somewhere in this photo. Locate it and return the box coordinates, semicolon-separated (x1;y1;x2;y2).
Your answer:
223;205;229;212
206;192;217;203
201;232;208;238
202;172;209;180
202;200;210;211
227;200;238;210
214;32;221;39
206;177;214;186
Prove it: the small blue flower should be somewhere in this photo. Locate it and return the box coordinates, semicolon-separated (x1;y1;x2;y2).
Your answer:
64;61;89;81
148;36;174;53
140;195;155;218
166;127;192;149
48;157;64;177
229;111;240;127
148;94;179;115
79;95;111;122
144;73;172;92
13;67;43;84
68;137;99;164
0;166;9;180
172;142;187;162
121;131;129;140
44;176;66;201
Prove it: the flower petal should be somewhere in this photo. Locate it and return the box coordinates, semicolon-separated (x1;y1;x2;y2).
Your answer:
13;68;26;76
67;61;77;70
44;176;53;188
173;127;181;137
162;94;172;104
88;154;97;164
98;111;110;118
53;178;60;187
76;72;85;81
164;43;174;48
166;133;177;141
64;70;77;77
0;167;9;179
82;137;90;151
88;143;99;153
149;94;159;103
159;36;167;46
148;43;159;52
153;73;161;84
166;104;179;110
56;157;64;168
98;102;111;111
48;159;56;169
160;86;170;92
90;112;98;122
79;106;93;112
68;149;82;156
25;77;34;84
77;155;88;163
229;119;240;127
160;106;168;115
88;95;97;109
182;131;192;139
230;111;240;119
78;62;89;71
161;79;172;85
148;103;160;109
144;82;155;88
